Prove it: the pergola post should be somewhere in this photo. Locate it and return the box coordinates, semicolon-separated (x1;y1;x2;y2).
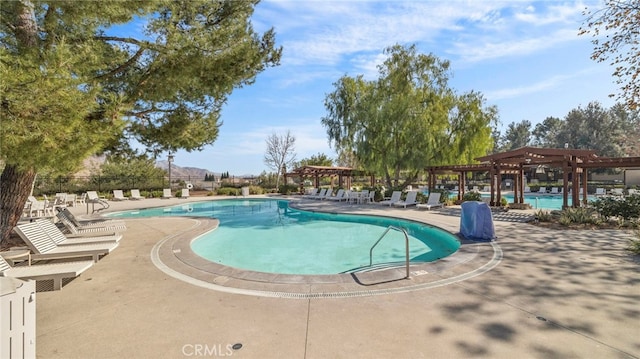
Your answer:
571;155;579;208
495;163;502;207
562;159;570;209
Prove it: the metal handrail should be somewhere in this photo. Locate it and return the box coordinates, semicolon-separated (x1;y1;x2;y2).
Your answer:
369;226;410;279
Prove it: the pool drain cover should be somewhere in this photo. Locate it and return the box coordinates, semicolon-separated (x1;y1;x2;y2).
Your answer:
232;343;243;350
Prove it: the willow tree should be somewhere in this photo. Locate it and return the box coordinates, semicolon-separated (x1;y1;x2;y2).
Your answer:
322;44;496;189
0;0;281;244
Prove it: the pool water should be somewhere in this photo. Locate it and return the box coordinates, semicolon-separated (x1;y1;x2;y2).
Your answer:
480;194;595;210
109;199;461;275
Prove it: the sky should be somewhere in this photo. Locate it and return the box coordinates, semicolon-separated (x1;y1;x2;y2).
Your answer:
149;1;618;176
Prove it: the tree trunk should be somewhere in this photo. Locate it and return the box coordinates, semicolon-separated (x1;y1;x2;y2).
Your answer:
0;165;36;246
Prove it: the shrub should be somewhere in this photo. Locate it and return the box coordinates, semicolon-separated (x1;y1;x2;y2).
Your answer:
462;191;482;202
535;210;552;222
591;194;640;223
278;184;298;195
216;187;241;196
558;207;600;226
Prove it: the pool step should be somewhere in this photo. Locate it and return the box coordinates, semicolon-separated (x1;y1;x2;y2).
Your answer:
342;261;408;274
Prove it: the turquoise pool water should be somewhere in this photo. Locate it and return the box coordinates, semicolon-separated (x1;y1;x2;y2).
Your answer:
109;199;461;275
480;194;595;210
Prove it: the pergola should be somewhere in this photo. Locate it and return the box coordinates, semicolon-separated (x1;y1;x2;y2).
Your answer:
426;147;640;208
285;165;375;191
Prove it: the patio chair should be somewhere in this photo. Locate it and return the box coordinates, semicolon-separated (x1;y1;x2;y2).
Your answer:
180;188;190;199
112;189;129;201
524;186;531;193
538;187;547;194
378;191;402;206
393;191;419;208
35;219;121;246
0;253;93;291
162;188;173;199
611;188;623;196
595;188;606;196
416;192;444;210
628;189;638;196
130;189;145;200
13;221;119;263
320;189;334;200
550;187;560;194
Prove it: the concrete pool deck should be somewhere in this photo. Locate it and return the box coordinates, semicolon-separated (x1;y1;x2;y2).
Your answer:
34;195;639;358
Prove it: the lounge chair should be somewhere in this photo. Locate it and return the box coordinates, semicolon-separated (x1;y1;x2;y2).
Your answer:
416;192;444;210
35;219;121;246
379;191;402;206
482;186;491;192
538;187;547;194
162;188;173;199
326;189;345;201
628;189;638;196
320;189;334;200
130;189;145;200
311;188;327;200
524;186;531;193
56;208;125;229
393;191;419;208
302;188;318;199
611;188;623;196
550;187;560;194
112;189;129;201
366;190;376;204
0;253;93;291
13;221;119;263
595;188;606;196
180;188;190;199
56;211;126;237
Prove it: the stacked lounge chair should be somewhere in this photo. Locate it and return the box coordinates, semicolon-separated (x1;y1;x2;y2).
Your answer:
13;221;118;263
0;253;93;291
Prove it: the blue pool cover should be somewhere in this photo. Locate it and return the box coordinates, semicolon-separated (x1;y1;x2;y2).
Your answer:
460;202;496;241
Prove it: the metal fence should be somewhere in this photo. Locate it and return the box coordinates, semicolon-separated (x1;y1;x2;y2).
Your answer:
32;175;226;196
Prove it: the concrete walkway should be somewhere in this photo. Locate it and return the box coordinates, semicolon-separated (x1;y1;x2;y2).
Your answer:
34;196;639;358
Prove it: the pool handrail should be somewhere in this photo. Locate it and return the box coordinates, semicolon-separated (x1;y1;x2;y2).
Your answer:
369;225;410;279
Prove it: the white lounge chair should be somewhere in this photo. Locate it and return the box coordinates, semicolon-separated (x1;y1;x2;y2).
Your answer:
112;189;128;201
36;219;121;246
311;188;327;200
524;186;531;193
56;210;126;237
162;188;173;199
611;188;623;196
326;189;346;201
302;188;318;199
366;190;376;204
550;187;560;194
416;192;444;210
130;189;145;200
595;188;606;196
180;188;190;199
538;187;547;194
393;191;419;208
379;191;402;206
0;253;93;291
320;189;334;200
628;189;638;196
13;221;119;263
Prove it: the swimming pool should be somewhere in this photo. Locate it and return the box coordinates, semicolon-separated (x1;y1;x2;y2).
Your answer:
481;194;595;210
109;199;461;275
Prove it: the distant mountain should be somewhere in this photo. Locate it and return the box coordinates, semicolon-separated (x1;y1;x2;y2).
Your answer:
156;160;216;179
